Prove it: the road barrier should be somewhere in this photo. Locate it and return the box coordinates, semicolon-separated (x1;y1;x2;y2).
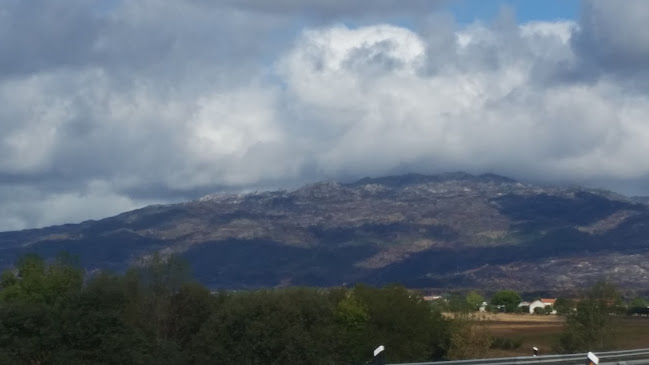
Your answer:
388;348;649;365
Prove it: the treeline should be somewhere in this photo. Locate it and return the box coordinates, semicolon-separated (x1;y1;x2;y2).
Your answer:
443;288;649;317
0;253;479;365
0;253;633;364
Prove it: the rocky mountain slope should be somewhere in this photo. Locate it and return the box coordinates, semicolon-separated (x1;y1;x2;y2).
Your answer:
2;172;649;291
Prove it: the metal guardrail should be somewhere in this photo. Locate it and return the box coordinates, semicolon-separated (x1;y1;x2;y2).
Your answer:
388;348;649;365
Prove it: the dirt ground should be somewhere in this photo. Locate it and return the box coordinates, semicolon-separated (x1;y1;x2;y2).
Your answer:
472;313;649;358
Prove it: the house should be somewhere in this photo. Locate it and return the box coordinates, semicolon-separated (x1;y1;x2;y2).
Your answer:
529;298;557;314
479;301;488;312
423;295;443;301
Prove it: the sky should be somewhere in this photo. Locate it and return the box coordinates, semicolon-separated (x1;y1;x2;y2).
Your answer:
2;0;649;231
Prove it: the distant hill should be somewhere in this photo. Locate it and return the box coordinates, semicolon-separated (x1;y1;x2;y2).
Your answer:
2;172;649;291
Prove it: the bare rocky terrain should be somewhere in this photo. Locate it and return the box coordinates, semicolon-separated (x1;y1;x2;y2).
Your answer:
2;172;649;291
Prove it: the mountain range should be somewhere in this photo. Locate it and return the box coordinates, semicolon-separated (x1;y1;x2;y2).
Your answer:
3;172;649;292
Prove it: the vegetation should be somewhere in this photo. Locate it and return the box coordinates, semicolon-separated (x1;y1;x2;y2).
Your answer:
555;281;622;353
446;314;491;360
0;253;483;364
3;253;647;363
466;291;485;311
628;297;649;315
490;290;522;313
554;298;575;315
490;337;523;351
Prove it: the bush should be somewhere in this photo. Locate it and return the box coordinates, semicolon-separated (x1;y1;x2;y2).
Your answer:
490;337;522;350
555;281;620;353
554;298;574;315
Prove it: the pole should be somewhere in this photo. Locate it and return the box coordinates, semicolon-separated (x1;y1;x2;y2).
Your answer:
373;345;385;365
586;352;599;365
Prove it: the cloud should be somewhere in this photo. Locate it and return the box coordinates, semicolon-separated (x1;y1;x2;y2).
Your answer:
0;181;156;232
276;8;649;188
2;0;649;230
573;0;649;76
217;0;446;19
0;0;105;77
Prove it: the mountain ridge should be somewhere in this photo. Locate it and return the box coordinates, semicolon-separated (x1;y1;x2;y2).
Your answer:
2;172;649;291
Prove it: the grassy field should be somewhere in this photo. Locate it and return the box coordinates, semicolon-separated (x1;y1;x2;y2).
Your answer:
477;313;649;358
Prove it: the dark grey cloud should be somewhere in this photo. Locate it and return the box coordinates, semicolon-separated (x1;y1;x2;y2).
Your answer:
572;0;649;80
217;0;447;18
0;0;105;77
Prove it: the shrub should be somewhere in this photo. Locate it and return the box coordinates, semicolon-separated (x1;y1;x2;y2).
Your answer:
490;337;522;350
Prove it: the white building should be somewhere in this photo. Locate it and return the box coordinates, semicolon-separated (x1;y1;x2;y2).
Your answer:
529;298;557;314
479;301;488;312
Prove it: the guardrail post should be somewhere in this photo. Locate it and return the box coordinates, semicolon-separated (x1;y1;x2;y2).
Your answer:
586;351;599;365
373;345;385;365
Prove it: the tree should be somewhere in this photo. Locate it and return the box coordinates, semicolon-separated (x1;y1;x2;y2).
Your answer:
56;272;153;365
466;291;485;312
129;252;191;340
556;281;620;353
190;287;338;365
554;298;575;315
352;284;450;362
447;293;470;313
332;290;370;364
0;301;60;364
446;313;492;360
0;253;83;364
628;296;649;315
490;290;521;313
167;282;214;350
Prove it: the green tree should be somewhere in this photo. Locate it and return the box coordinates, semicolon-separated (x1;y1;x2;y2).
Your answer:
628;296;649;313
333;291;370;364
556;281;620;353
490;290;521;313
0;253;83;364
56;272;153;364
352;284;450;362
0;301;60;364
447;293;470;313
466;291;484;311
167;282;215;351
129;253;191;341
0;254;47;303
190;288;337;365
554;298;575;315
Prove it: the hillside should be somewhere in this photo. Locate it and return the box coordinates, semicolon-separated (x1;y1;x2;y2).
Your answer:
2;172;649;290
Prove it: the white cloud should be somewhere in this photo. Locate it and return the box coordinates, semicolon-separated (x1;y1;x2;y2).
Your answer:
275;17;649;185
0;181;154;232
2;0;649;230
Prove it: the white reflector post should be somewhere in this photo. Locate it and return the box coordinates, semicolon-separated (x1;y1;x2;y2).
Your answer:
587;352;599;365
374;345;385;357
